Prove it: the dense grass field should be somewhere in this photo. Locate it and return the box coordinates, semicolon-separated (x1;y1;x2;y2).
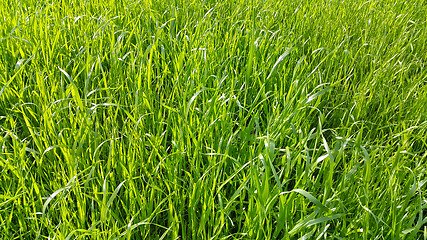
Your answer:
0;0;426;239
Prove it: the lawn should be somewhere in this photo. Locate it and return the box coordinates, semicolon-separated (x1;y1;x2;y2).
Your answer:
0;0;426;239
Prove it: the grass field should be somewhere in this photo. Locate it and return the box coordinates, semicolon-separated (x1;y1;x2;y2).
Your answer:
0;0;426;239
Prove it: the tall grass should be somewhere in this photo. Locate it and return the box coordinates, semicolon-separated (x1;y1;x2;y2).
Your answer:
0;0;426;239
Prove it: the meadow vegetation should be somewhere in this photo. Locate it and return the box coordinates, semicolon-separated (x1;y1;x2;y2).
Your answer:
0;0;426;239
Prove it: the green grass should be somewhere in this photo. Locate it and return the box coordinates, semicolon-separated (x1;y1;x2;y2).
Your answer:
0;0;426;239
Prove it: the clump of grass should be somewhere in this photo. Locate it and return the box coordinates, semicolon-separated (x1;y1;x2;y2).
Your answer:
0;0;426;239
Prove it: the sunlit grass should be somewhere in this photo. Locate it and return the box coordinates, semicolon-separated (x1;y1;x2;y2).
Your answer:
0;0;426;239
